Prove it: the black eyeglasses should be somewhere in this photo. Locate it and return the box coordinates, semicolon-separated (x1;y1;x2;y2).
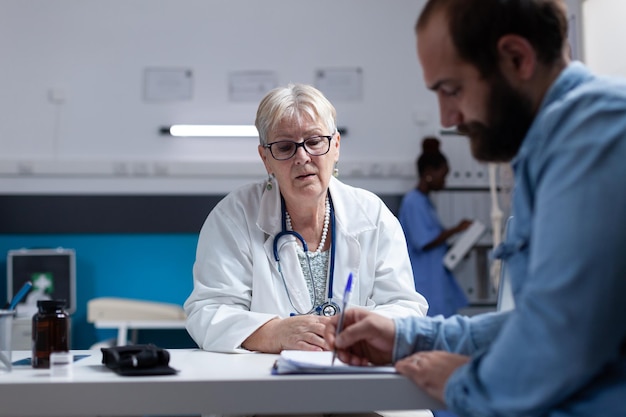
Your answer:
264;135;333;160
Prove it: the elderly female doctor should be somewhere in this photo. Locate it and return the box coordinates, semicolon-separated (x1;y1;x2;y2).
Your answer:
184;83;427;353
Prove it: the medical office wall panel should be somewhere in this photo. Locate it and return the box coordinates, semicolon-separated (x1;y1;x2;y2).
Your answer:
0;233;198;350
0;0;433;195
0;195;225;234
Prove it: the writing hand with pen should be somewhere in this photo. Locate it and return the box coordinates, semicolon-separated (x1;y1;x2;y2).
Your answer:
325;307;395;367
324;307;469;404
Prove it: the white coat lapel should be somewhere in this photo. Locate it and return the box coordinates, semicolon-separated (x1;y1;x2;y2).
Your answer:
268;236;313;314
259;182;314;314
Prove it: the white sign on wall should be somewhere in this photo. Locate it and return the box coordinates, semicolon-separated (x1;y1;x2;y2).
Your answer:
144;68;194;101
228;71;278;102
314;67;363;101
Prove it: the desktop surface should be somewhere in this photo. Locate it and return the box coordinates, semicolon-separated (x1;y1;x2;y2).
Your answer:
1;349;444;417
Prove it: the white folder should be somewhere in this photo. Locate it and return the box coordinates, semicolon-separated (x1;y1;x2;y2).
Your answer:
444;220;486;270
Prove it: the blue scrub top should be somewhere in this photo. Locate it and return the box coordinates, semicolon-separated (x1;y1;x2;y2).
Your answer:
398;189;467;317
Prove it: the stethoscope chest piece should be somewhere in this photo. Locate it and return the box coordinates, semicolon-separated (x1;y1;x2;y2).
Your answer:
316;301;340;317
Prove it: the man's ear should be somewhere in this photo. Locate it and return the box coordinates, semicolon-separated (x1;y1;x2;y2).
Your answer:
497;34;537;82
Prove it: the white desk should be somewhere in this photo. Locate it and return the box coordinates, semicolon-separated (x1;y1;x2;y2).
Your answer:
0;349;445;417
93;319;187;346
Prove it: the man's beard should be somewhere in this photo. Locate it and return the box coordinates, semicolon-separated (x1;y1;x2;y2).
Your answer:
458;74;535;162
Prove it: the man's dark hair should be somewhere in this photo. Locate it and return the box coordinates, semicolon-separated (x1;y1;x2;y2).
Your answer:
416;0;569;77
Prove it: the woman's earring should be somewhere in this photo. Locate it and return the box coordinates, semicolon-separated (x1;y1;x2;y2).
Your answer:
333;163;339;178
266;173;274;190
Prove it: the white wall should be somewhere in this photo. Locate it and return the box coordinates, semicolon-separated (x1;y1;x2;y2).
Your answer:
0;0;438;194
0;0;586;195
582;0;626;76
1;0;592;305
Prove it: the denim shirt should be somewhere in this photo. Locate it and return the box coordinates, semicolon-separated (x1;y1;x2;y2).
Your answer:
394;62;626;416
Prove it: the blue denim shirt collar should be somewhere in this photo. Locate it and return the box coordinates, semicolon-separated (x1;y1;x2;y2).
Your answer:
512;61;594;169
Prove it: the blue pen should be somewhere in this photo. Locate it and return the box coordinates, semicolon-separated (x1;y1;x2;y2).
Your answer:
331;272;353;366
8;281;33;310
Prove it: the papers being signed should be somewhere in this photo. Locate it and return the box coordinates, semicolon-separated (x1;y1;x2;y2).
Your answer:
273;350;396;374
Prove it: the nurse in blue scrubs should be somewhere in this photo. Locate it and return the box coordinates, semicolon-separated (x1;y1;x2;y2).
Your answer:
398;137;471;317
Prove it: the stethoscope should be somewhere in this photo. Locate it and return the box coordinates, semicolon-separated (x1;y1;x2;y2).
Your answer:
272;194;340;316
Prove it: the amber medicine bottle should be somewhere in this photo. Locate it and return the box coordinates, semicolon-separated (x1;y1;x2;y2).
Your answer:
32;300;70;368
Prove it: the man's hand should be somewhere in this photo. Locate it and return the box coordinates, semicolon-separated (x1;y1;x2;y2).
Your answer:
324;308;395;366
242;315;330;353
395;351;470;402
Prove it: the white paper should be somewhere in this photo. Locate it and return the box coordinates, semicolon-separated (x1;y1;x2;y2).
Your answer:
274;350;396;374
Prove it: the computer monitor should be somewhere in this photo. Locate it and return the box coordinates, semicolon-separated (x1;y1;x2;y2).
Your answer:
7;248;76;315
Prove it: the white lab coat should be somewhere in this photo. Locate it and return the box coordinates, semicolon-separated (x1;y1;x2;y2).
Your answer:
184;177;428;352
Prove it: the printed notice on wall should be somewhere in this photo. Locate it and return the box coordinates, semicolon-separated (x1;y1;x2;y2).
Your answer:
314;67;363;101
144;68;193;101
229;71;278;102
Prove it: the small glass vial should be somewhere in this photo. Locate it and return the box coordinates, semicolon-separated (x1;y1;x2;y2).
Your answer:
32;300;71;369
50;351;73;378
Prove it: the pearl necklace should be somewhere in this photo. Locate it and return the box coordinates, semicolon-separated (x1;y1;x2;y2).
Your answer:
285;195;330;256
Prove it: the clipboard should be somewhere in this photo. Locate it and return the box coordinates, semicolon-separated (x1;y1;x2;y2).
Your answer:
444;220;486;270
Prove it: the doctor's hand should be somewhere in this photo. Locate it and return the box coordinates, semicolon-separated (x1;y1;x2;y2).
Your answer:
242;315;330;353
324;308;395;366
395;351;470;403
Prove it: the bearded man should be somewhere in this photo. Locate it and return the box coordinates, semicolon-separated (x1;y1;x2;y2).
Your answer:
325;1;626;416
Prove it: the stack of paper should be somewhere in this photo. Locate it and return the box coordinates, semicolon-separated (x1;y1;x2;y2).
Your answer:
273;350;396;374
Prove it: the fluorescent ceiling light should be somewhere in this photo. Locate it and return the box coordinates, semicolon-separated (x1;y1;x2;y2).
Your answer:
166;124;258;137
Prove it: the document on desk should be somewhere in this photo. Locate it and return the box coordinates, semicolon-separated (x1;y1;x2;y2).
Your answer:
273;350;396;374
